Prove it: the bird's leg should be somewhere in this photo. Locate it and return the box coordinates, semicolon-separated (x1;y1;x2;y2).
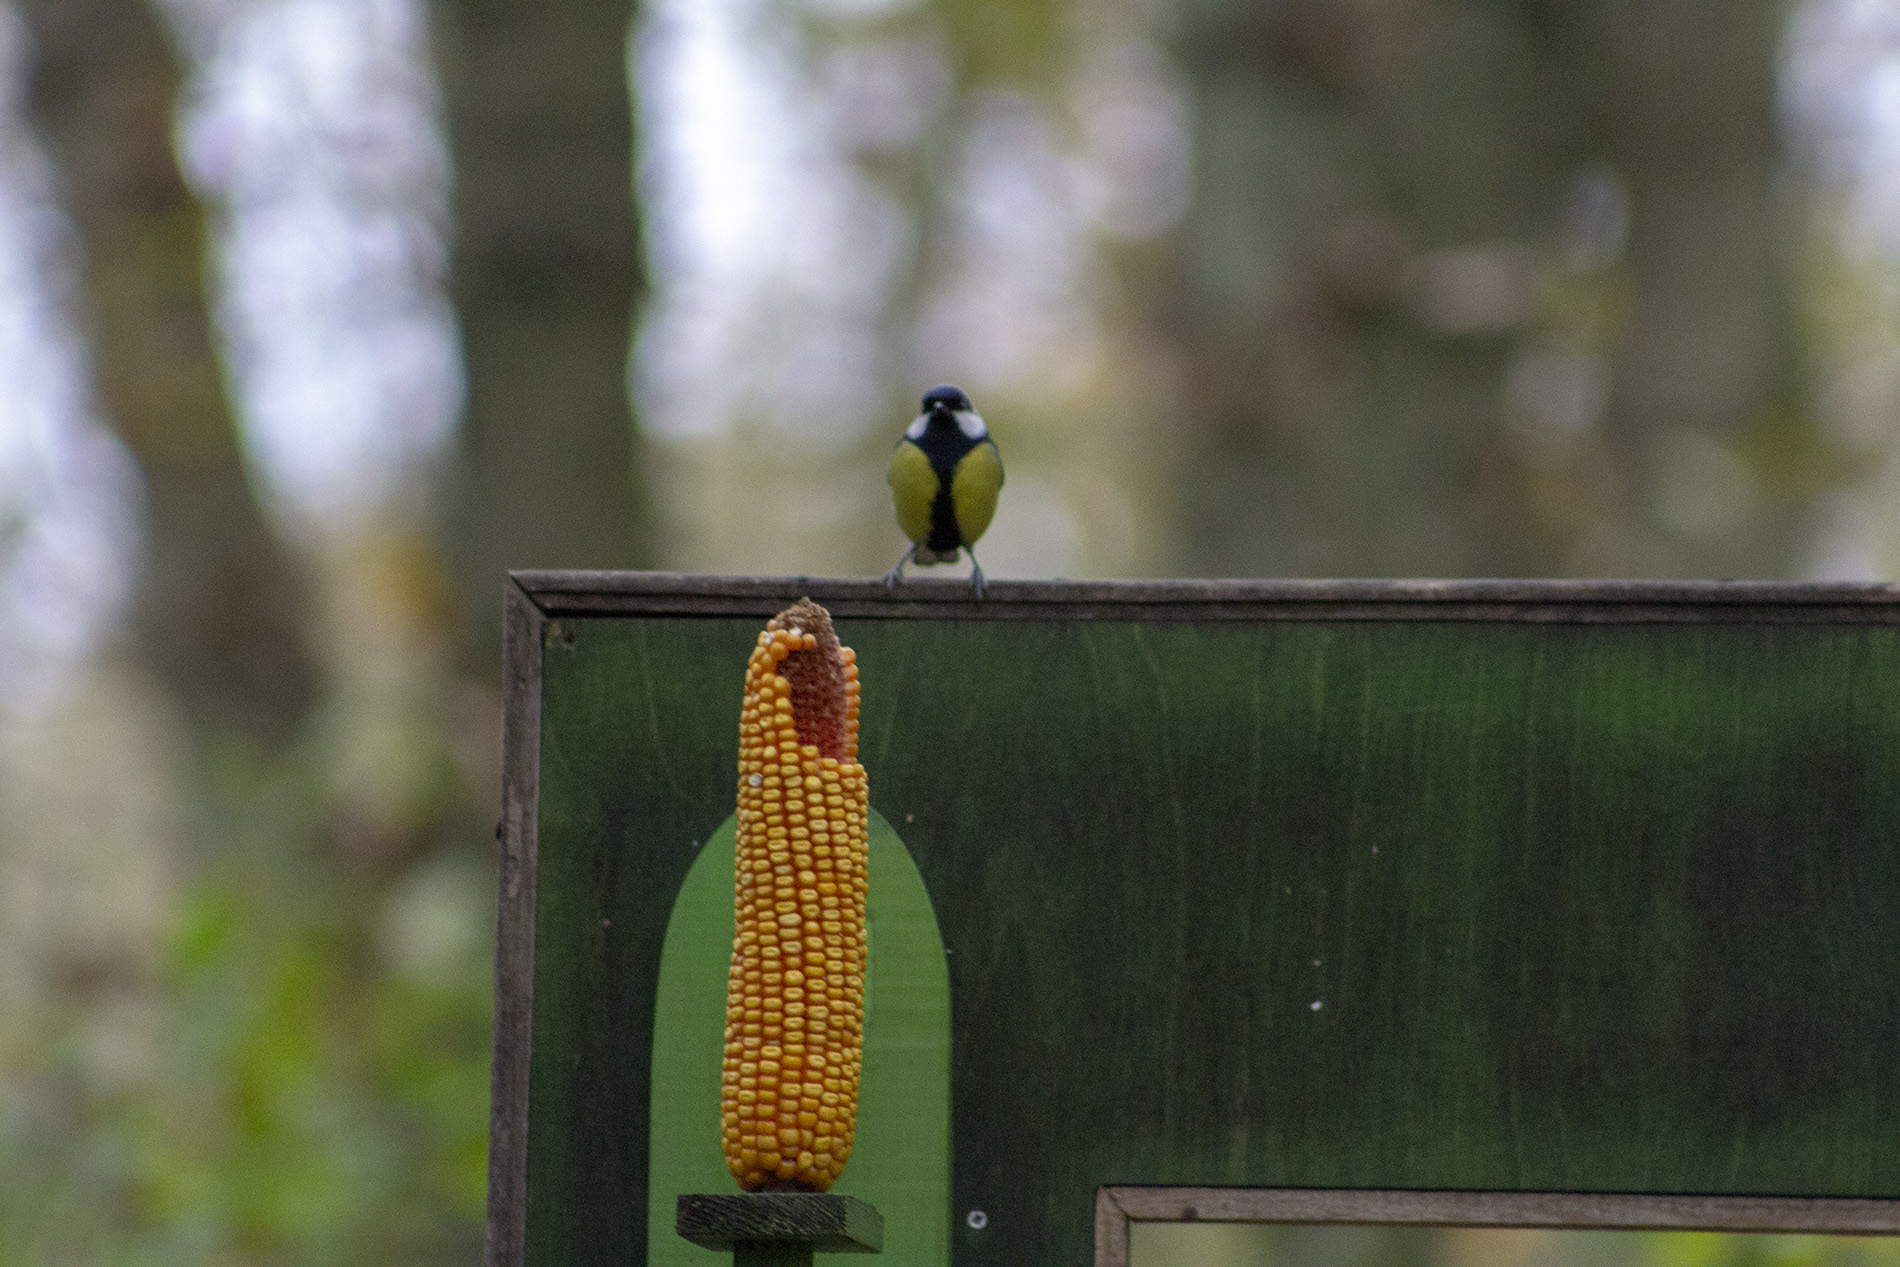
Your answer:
967;550;986;600
882;543;917;590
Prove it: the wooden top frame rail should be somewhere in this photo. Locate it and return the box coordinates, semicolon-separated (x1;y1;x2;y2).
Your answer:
1095;1188;1900;1267
512;571;1900;624
490;571;1900;1267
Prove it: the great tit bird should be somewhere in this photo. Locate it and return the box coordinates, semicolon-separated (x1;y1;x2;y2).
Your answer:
884;385;1003;596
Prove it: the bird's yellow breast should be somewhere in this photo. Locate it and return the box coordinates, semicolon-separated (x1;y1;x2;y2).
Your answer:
950;438;1003;547
887;438;940;547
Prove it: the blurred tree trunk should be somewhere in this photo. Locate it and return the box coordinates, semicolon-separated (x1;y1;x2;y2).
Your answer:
1158;0;1805;579
1586;0;1808;576
432;0;650;652
15;0;311;740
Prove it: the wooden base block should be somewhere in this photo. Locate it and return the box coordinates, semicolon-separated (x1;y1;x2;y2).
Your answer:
677;1193;882;1262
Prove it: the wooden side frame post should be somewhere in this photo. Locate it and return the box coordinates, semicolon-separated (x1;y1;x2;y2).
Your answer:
1094;1188;1900;1267
486;580;545;1267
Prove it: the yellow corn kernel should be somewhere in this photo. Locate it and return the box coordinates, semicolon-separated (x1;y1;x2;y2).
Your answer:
723;598;867;1192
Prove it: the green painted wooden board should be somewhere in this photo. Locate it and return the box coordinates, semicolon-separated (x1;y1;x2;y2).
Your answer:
491;576;1900;1267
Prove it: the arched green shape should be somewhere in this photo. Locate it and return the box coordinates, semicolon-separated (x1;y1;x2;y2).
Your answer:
648;808;949;1266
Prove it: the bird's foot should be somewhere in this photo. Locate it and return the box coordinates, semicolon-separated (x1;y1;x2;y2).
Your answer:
882;546;916;590
969;557;987;600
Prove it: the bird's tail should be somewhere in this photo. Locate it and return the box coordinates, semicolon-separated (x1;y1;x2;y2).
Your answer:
911;545;960;565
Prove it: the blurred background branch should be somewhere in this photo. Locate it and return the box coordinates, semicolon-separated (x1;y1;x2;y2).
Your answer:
0;0;1896;1261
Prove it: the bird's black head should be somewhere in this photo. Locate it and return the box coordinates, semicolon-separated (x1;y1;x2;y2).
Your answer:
921;385;973;414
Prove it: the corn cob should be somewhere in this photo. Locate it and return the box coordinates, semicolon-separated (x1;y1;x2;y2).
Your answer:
723;598;867;1192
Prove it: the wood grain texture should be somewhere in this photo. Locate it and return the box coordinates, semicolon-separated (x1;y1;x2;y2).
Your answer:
513;571;1900;624
676;1193;882;1251
1095;1188;1130;1267
485;582;544;1267
499;575;1900;1266
1093;1187;1900;1267
1105;1186;1900;1232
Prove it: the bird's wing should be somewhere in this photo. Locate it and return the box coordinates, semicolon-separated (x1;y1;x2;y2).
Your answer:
950;438;1003;547
887;438;939;547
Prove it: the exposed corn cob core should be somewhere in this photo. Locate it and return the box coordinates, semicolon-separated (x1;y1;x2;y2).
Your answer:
723;598;867;1192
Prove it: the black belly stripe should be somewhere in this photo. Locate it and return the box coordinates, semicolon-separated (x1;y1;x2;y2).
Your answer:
914;415;982;554
928;459;962;552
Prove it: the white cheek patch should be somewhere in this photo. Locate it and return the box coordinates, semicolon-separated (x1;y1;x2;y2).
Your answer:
954;410;987;439
905;413;929;440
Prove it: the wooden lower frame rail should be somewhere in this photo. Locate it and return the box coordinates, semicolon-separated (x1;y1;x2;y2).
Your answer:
1095;1188;1900;1267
